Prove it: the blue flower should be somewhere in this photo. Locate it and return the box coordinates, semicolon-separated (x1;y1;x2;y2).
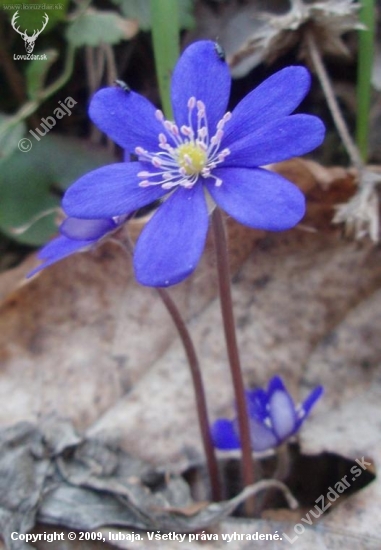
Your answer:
62;40;325;287
212;376;323;452
28;216;126;277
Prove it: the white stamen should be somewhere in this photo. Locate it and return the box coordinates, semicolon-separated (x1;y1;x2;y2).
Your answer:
181;126;191;136
135;97;230;190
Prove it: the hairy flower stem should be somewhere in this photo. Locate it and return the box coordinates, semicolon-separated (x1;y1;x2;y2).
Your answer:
211;208;255;513
155;287;222;502
115;235;221;502
306;31;364;174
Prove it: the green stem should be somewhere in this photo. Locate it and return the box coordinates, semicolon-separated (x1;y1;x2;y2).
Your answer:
212;208;255;514
150;0;180;119
356;0;376;161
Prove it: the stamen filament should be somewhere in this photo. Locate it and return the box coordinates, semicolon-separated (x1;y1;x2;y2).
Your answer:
135;99;231;190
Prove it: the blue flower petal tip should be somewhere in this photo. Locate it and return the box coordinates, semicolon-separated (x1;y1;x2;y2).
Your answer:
211;419;241;450
34;40;325;283
212;376;324;453
27;216;126;278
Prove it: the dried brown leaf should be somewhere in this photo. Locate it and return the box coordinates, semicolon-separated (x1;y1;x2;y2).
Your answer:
0;160;381;549
188;0;362;77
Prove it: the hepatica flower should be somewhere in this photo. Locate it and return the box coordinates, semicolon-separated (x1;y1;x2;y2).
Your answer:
63;40;325;287
28;216;126;277
212;376;323;452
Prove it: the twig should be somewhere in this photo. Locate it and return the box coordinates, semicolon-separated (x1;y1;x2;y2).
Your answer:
306;29;381;241
306;30;364;173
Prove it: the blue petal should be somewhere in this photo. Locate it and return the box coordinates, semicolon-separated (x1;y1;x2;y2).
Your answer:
268;387;297;441
222;66;312;146
211;419;240;450
60;217;118;241
301;386;324;415
89;88;163;153
27;236;91;278
250;418;278;452
224;115;325;168
171;41;231;133
296;386;324;429
206;167;305;231
134;184;209;287
63;163;168;218
246;388;268;421
267;375;286;395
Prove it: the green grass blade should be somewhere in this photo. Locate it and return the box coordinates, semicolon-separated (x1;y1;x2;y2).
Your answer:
356;0;376;161
150;0;180;119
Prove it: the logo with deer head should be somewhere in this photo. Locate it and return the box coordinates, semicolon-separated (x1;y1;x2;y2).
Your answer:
11;10;49;54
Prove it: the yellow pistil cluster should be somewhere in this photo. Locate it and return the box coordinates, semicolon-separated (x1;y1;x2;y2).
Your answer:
136;99;231;190
176;143;207;175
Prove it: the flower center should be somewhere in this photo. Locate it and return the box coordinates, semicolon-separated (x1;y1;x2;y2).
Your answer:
176;143;207;175
135;97;231;190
